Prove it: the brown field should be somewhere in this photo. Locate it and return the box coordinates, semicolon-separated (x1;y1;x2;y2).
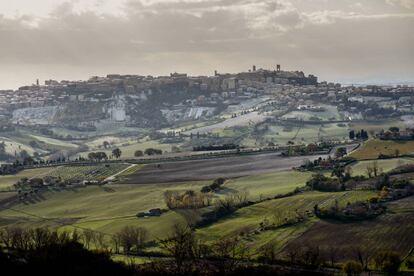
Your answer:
120;152;328;184
282;196;414;261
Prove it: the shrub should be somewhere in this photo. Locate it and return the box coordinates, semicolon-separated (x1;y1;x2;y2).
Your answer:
343;260;363;275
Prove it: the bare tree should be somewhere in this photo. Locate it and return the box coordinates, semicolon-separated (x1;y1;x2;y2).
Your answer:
82;229;96;249
159;223;198;274
212;236;249;274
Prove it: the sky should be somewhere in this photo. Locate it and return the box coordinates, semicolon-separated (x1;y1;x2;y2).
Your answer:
0;0;413;89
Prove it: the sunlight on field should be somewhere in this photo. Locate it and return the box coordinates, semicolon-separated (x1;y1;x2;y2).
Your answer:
350;139;414;160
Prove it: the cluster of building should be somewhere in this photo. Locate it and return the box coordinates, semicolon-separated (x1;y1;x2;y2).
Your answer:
0;65;413;128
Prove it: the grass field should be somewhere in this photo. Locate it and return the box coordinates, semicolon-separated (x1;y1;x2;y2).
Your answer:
0;169;317;239
224;170;312;200
350;158;414;176
349;139;414;160
0;167;55;190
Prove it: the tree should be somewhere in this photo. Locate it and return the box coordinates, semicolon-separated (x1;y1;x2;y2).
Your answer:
103;141;110;149
134;150;143;157
82;229;96;249
343;261;363;275
335;147;347;159
373;251;401;274
117;226;147;254
112;148;122;159
349;130;355;140
159;223;198;274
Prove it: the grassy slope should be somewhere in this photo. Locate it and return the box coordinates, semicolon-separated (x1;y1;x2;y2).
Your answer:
225;171;312;201
197;190;376;254
283;195;414;261
350;157;414;176
350;139;414;160
0;169;313;239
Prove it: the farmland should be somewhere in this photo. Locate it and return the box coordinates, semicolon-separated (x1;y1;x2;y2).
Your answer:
349;139;414;160
0;167;55;190
119;152;326;184
46;163;130;182
283;195;414;261
197;191;377;253
350;157;414;176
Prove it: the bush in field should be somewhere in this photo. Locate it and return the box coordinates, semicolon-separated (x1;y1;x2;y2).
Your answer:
201;177;226;193
144;148;163;155
134;150;143;157
342;261;363;275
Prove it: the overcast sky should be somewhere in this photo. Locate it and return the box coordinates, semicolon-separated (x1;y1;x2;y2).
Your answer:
0;0;413;89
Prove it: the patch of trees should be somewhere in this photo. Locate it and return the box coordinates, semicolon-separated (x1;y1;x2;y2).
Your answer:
193;144;238;152
349;129;368;140
201;177;226;193
197;191;250;227
88;151;108;161
0;226;132;275
164;190;212;209
314;199;386;221
306;173;345;192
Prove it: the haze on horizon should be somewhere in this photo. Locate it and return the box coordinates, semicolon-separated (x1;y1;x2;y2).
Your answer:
0;0;413;89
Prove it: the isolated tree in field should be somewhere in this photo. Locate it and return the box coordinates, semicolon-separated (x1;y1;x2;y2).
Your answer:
134;150;143;157
395;149;400;157
103;141;110;149
112;148;122;159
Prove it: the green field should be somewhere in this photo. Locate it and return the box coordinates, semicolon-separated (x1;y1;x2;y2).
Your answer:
0;169;315;239
225;170;312;200
0;167;55;190
350;158;414;176
350;139;414;160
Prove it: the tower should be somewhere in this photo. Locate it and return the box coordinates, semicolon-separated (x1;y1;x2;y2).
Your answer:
276;65;281;72
252;65;256;72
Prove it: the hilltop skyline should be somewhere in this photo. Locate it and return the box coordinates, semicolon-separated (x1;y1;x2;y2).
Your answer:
0;0;413;89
